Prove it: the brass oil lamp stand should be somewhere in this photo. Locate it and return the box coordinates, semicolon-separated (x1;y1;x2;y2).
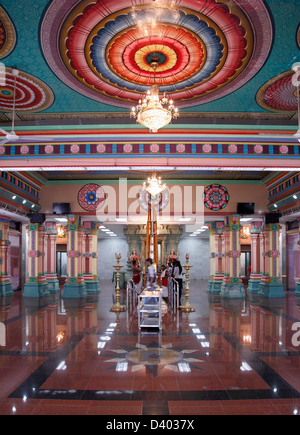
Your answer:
111;253;126;312
180;253;195;313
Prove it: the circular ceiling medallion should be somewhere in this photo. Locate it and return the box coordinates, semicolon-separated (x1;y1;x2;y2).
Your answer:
0;6;16;59
41;0;272;109
257;71;298;112
204;184;230;211
78;184;106;212
0;67;54;112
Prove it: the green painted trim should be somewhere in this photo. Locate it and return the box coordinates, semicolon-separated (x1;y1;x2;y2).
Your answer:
45;179;265;186
4;124;296;133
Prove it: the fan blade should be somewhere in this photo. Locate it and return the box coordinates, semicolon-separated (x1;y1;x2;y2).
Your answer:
0;127;9;136
19;135;56;141
258;133;293;138
294;129;300;139
0;139;8;146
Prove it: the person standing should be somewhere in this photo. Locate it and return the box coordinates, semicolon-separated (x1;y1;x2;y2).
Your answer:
143;258;157;305
160;264;169;300
131;259;142;294
173;260;183;305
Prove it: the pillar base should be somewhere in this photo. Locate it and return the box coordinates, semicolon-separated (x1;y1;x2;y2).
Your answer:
46;278;60;294
221;283;245;299
294;282;300;296
207;280;223;294
85;280;101;294
0;281;13;297
258;282;285;298
62;282;87;299
23;282;50;298
247;279;262;294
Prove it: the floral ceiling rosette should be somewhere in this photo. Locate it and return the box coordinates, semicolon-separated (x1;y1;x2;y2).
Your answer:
203;184;230;211
41;0;273;109
78;184;106;212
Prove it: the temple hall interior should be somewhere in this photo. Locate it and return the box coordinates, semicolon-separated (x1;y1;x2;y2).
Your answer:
0;0;300;416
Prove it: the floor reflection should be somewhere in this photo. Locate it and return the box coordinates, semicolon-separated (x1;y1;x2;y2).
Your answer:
1;281;300;415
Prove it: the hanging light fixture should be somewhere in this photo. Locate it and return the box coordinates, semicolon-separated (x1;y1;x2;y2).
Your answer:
143;173;166;197
130;60;179;133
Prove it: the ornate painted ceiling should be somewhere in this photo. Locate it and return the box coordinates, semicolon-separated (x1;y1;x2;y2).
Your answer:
0;0;299;175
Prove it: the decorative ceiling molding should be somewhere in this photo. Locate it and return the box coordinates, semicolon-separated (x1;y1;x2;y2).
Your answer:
0;111;296;124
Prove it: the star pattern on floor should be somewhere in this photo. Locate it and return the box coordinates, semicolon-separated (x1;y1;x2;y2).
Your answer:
101;340;204;378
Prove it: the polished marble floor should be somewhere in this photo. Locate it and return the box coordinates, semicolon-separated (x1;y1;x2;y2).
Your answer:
1;280;300;415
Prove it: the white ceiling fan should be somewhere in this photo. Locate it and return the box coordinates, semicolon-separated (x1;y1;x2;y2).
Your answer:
0;68;55;145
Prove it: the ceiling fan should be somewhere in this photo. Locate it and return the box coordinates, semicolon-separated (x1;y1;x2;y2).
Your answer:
258;63;300;142
0;68;54;145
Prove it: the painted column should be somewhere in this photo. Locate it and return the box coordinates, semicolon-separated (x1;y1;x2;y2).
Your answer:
247;221;263;294
62;215;87;299
0;217;13;297
83;221;100;294
208;221;224;294
221;215;245;299
23;222;49;298
259;224;285;298
45;222;60;294
295;220;300;296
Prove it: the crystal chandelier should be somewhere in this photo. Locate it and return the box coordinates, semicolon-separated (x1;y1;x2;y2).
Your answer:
144;173;166;197
130;61;179;133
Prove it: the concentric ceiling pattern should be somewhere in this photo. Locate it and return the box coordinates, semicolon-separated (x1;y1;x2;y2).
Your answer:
41;0;273;109
0;68;54;112
257;71;299;113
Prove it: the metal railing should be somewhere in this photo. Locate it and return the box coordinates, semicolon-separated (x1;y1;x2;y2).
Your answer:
126;277;142;310
168;277;179;310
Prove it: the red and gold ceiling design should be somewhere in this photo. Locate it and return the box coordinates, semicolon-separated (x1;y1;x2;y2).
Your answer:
257;71;299;113
41;0;273;109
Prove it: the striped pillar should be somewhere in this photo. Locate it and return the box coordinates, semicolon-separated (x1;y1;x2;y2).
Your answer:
83;221;100;294
0;217;13;297
221;215;245;299
259;224;285;298
207;221;224;294
23;222;49;298
62;215;87;299
45;222;60;294
247;221;263;294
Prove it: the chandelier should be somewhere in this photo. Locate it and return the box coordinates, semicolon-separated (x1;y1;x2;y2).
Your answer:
130;61;179;133
144;173;166;197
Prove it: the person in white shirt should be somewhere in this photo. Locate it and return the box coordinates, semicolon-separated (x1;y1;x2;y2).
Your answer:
144;258;157;305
